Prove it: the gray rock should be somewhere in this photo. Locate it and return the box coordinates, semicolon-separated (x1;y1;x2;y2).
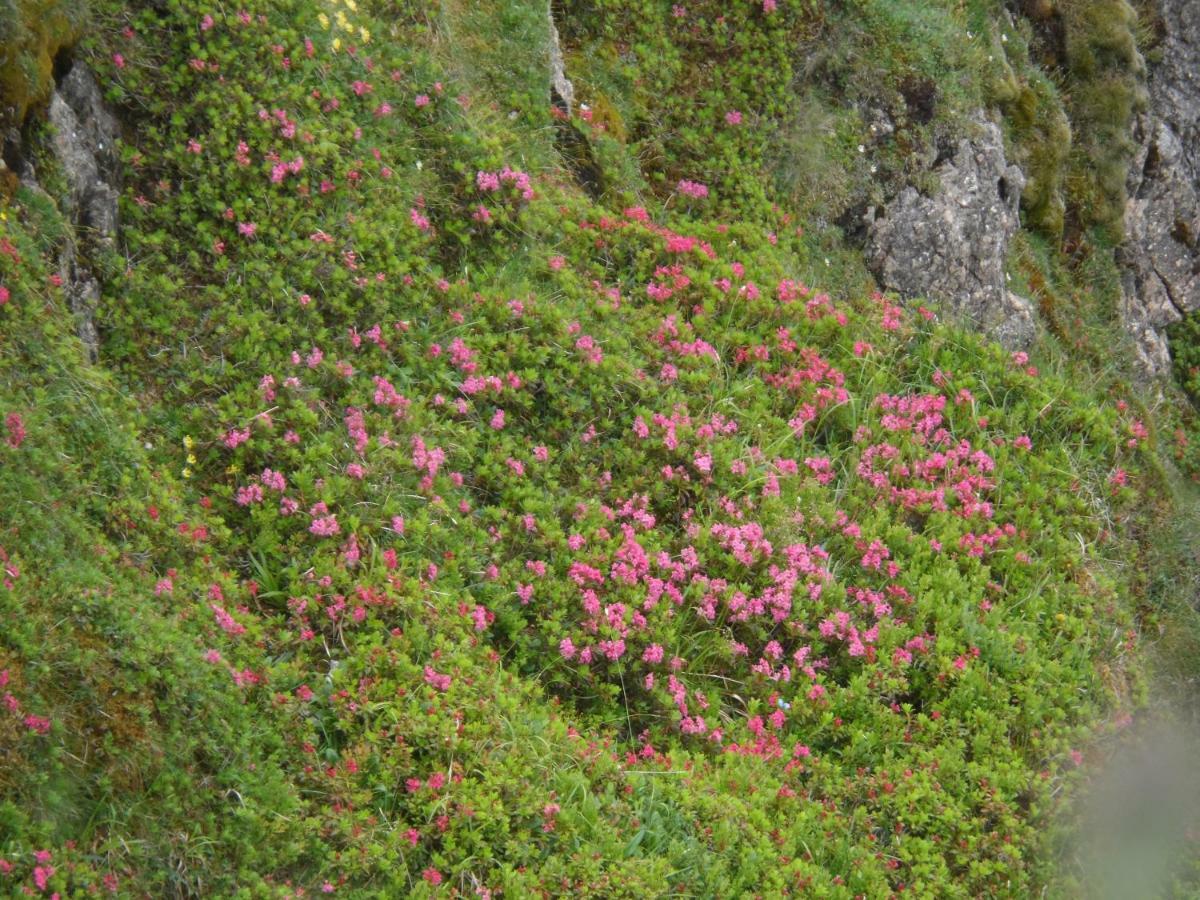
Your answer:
866;113;1036;348
548;3;574;115
1121;0;1200;376
44;60;120;362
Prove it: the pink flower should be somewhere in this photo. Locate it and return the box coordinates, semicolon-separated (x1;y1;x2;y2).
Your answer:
261;468;286;491
237;221;257;238
224;427;250;449
235;484;264;506
0;286;9;306
5;413;25;448
490;408;506;430
211;604;245;636
200;14;214;30
33;865;54;889
310;515;340;537
677;179;709;199
422;868;442;886
415;94;431;107
423;665;451;691
642;644;664;664
113;53;126;69
763;0;777;11
724;110;742;125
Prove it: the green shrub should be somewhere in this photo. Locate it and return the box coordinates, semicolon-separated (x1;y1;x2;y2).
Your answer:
0;0;1190;895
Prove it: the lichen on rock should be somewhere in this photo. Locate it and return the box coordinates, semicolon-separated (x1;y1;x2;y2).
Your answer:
866;112;1037;349
1120;0;1200;375
15;59;121;361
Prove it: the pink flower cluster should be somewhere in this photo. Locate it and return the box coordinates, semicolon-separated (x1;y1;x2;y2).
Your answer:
476;166;534;201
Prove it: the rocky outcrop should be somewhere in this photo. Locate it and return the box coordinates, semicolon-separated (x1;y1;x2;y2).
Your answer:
1120;0;1200;376
866;114;1037;349
548;2;575;115
14;59;119;362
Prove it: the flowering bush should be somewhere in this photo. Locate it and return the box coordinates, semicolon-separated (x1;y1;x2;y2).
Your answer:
0;0;1185;896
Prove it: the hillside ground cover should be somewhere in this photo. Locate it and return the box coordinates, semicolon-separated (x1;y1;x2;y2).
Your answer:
1;0;1199;896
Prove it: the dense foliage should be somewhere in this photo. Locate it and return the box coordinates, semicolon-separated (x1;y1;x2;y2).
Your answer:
0;0;1193;896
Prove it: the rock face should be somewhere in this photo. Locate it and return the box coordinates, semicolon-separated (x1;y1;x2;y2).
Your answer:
548;3;575;115
1120;0;1200;376
20;59;120;362
866;114;1037;349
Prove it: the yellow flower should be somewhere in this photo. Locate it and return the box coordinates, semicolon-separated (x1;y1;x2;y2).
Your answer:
225;464;238;474
183;435;194;449
186;453;197;465
318;12;329;28
332;36;341;51
335;11;348;28
359;26;370;42
182;467;192;479
344;0;356;10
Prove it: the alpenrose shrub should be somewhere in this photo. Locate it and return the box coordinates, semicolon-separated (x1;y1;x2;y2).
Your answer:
0;0;1161;895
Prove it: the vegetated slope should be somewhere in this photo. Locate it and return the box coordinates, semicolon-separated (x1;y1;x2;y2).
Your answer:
0;0;1181;896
